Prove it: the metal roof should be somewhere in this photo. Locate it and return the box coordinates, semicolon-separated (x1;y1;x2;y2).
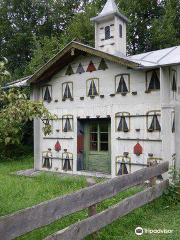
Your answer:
127;46;180;68
91;0;131;24
2;76;31;89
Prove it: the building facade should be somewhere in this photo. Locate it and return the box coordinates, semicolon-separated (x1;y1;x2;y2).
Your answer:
29;0;180;178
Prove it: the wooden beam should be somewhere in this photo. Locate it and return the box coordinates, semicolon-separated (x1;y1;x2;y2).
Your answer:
0;162;169;240
44;180;169;240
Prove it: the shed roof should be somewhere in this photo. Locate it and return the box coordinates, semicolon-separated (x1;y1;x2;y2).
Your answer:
127;46;180;68
91;0;131;24
27;41;138;84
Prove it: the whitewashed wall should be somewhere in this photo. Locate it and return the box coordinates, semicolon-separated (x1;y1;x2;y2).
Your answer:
33;54;163;177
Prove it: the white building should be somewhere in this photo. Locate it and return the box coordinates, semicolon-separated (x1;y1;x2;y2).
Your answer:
28;0;180;178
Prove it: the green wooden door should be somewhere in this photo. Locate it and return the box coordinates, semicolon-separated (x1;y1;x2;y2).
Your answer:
84;120;111;173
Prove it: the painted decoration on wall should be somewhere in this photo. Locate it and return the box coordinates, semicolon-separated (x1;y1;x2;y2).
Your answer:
146;70;160;91
42;151;52;169
62;152;73;171
147;111;161;132
86;61;97;72
98;59;108;70
87;78;99;97
116;112;130;132
43;85;52;103
147;158;163;180
134;143;143;155
62;82;73;99
172;70;177;92
76;63;85;74
115;74;130;94
55;141;61;152
65;65;74;75
116;156;131;176
172;111;175;133
62;115;73;132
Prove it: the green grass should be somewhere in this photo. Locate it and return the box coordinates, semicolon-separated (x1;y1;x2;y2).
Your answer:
0;156;180;240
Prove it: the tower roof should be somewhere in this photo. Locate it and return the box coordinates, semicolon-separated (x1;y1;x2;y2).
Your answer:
91;0;130;24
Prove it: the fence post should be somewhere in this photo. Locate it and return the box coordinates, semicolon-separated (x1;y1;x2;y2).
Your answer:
86;178;97;239
149;161;157;187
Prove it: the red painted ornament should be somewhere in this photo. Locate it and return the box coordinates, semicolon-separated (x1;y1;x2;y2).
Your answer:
55;141;61;152
86;61;96;72
134;143;143;155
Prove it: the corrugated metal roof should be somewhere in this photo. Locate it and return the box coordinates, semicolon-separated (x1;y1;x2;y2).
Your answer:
127;46;180;68
91;0;131;24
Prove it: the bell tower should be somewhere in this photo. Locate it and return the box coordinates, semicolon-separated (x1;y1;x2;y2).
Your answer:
91;0;130;57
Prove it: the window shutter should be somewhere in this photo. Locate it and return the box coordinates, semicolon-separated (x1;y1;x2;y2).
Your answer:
105;26;110;40
119;24;122;38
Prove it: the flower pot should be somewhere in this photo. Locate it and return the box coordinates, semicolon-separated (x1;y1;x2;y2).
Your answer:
145;90;151;93
132;91;137;95
80;97;84;100
148;153;153;157
110;94;115;97
121;93;127;96
100;95;104;98
136;129;140;132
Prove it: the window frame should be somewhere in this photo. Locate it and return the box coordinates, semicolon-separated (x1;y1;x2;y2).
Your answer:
105;25;110;40
86;78;100;97
42;151;52;169
62;152;73;171
62;114;74;132
119;24;122;38
115;74;130;94
146;110;161;132
42;85;52;102
171;69;177;92
146;69;160;91
115;112;130;132
62;82;73;100
116;156;131;176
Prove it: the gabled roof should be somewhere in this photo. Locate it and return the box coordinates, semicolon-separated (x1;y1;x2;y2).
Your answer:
2;75;31;89
127;46;180;68
27;41;138;84
91;0;131;24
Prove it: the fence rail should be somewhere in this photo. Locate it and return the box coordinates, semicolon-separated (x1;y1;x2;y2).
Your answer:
0;161;169;240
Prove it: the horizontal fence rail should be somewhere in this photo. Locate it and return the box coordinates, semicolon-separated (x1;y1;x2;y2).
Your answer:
0;161;169;240
44;180;169;240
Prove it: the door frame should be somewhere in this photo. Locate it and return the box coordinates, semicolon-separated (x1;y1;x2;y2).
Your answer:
83;119;111;173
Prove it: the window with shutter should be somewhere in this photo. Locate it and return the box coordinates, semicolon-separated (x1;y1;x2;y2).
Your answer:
105;26;110;40
119;24;122;38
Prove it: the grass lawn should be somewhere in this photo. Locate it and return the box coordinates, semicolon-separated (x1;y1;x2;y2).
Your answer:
0;155;180;240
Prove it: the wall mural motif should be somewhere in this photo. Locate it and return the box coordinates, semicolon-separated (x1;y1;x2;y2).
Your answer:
98;59;108;70
65;65;74;75
134;143;143;156
86;61;97;72
43;85;52;103
76;63;85;74
62;151;73;171
55;141;61;152
116;156;131;176
172;111;175;133
42;151;52;169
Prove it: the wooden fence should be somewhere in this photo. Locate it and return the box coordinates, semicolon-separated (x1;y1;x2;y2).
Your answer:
0;161;169;240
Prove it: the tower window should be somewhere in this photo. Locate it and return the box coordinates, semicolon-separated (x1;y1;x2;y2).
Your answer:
105;26;110;40
119;24;122;38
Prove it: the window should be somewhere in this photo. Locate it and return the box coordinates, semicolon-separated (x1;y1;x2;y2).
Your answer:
105;26;110;40
42;119;53;136
171;70;177;92
62;152;73;171
146;70;160;91
116;156;131;176
147;111;161;132
62;82;73;100
42;151;52;169
62;115;73;132
89;123;109;152
87;78;99;97
172;111;175;133
42;85;52;103
116;112;130;132
119;24;122;38
115;74;130;94
147;158;163;180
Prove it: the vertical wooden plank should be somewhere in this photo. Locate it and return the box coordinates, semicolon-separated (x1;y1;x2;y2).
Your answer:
149;161;157;187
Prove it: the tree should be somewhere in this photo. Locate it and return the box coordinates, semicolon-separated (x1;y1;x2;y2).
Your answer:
0;57;55;146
